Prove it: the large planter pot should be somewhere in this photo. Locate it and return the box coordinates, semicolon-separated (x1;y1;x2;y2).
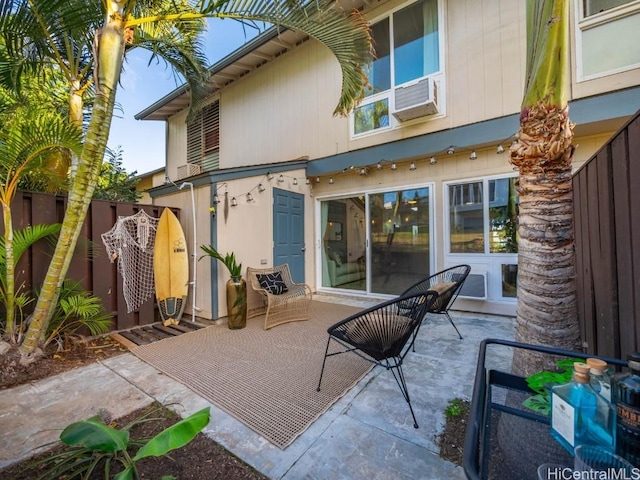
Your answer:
226;275;247;329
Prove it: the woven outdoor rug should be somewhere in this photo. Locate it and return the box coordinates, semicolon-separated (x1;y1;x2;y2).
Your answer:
131;301;372;449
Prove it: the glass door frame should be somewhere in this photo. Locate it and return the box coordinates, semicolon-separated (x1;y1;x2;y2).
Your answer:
315;182;435;297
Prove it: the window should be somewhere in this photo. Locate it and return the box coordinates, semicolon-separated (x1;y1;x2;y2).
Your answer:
578;0;640;79
583;0;633;16
353;0;441;136
186;101;219;170
447;177;519;255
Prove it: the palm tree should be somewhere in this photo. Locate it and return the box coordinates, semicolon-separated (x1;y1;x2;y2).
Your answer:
0;105;82;342
509;0;581;377
0;0;372;357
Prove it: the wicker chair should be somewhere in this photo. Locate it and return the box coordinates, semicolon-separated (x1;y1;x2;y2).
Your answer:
400;264;471;341
316;291;438;428
246;264;313;330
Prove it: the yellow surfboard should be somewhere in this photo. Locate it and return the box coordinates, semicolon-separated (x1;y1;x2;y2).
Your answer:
154;208;189;326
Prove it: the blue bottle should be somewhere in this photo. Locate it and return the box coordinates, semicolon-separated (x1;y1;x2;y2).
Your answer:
551;362;615;454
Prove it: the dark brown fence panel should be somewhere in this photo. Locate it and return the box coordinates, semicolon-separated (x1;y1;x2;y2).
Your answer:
1;191;178;332
574;110;640;360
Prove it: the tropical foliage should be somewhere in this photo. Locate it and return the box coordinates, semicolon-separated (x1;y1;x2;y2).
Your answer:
200;244;242;277
93;146;141;203
29;404;210;480
0;0;372;358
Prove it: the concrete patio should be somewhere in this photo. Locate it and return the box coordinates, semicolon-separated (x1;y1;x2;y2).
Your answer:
0;294;516;479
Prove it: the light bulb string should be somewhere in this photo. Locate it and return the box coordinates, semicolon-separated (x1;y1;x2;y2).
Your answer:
211;171;304;207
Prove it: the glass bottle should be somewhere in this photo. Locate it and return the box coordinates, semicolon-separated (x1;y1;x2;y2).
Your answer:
587;357;612;402
612;352;640;467
551;362;615;454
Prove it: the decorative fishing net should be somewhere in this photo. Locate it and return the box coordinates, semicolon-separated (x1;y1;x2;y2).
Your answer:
101;210;159;313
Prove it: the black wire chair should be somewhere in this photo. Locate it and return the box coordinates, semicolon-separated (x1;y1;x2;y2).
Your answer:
316;291;439;428
400;264;471;342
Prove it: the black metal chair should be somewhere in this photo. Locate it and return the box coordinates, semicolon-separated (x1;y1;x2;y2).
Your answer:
316;291;438;428
400;264;471;341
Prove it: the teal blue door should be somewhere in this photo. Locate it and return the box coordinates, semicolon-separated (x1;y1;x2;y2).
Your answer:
273;188;305;283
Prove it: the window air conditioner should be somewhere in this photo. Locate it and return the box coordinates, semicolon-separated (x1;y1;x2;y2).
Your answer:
392;77;439;122
458;272;487;300
176;163;202;180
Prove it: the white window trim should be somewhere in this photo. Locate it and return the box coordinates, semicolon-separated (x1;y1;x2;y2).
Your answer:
575;0;640;81
350;0;447;139
443;174;518;302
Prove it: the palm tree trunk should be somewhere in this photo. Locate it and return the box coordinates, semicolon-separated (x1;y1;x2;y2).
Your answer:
512;104;581;376
2;202;16;341
19;7;126;357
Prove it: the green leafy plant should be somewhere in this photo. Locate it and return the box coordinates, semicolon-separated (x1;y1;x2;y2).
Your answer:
32;405;210;480
522;358;585;416
445;398;469;419
200;245;242;278
42;280;113;349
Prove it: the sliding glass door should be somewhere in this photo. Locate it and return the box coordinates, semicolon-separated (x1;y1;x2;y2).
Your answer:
320;187;432;295
369;188;431;295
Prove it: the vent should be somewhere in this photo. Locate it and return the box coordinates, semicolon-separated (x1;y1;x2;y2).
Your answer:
458;272;487;300
392;77;439;122
176;163;202;180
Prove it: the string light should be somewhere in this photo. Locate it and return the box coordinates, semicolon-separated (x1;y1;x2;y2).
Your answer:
293;178;298;186
496;144;505;154
305;178;310;185
231;197;238;207
258;183;265;192
447;146;455;155
409;161;416;171
329;177;334;184
430;156;437;165
278;174;284;183
246;192;253;202
391;161;397;171
267;172;274;180
469;151;478;160
377;162;383;170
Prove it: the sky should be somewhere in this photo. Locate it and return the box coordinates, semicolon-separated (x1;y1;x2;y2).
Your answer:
109;19;263;175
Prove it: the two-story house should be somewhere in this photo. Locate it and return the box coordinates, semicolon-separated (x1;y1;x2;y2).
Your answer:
137;0;640;321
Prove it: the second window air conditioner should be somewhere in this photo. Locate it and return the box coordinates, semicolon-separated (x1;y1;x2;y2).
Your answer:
392;77;439;122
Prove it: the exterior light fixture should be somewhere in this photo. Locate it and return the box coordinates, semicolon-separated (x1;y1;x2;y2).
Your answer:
258;183;265;192
497;144;505;154
469;151;478;160
231;197;238;207
447;146;455;155
329;177;334;184
391;161;397;171
430;156;437;165
409;161;416;171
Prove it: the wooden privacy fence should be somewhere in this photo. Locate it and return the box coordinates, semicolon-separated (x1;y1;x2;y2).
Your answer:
573;109;640;360
1;191;178;331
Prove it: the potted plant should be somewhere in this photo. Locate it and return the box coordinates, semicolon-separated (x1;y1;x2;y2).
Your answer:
200;245;246;329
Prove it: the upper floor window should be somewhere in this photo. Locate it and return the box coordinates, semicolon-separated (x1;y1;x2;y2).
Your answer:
577;0;640;79
353;0;442;136
583;0;634;16
187;101;219;171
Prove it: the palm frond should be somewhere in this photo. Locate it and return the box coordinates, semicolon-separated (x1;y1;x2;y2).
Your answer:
197;0;372;115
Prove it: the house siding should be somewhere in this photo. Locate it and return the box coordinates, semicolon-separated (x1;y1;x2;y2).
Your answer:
148;0;640;319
